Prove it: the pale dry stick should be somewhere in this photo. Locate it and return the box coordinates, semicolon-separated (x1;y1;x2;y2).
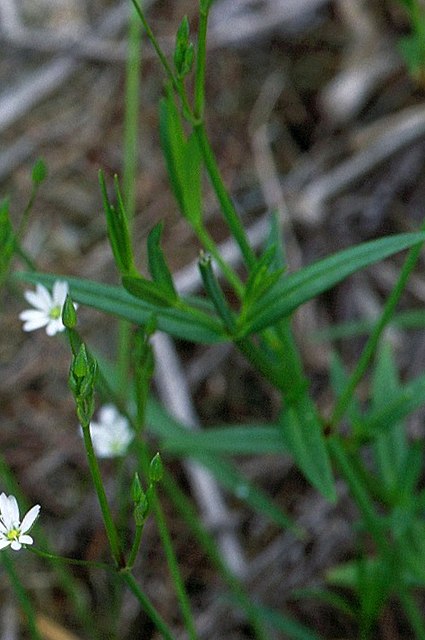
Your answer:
249;71;328;368
152;332;248;579
1;600;19;640
320;0;399;125
0;68;119;182
297;105;425;224
208;0;330;48
0;0;126;64
248;71;302;269
0;2;130;133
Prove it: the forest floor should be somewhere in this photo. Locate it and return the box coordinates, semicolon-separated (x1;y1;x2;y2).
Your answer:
2;1;425;638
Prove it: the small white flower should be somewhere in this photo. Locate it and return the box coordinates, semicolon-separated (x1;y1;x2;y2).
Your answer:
85;405;133;458
19;281;73;336
0;493;40;551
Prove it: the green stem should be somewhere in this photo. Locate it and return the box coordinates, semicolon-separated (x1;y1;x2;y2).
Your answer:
131;0;176;88
136;441;199;640
80;424;126;568
120;571;177;640
162;472;269;640
330;227;425;428
195;223;244;296
194;4;209;119
328;437;388;552
123;6;142;231
29;547;113;571
0;454;100;639
1;552;42;640
117;4;142;399
399;589;425;640
127;524;144;569
194;124;256;269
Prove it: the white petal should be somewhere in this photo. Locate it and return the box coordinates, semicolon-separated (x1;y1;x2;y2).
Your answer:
20;312;49;332
0;522;8;534
45;319;65;336
24;285;51;311
0;538;11;549
20;505;40;533
0;494;19;528
52;280;69;305
18;534;33;546
98;405;118;426
10;540;22;551
19;309;47;321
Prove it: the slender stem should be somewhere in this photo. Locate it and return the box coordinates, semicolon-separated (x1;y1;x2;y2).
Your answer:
194;124;256;269
136;440;199;640
328;437;388;553
80;424;126;568
195;223;244;296
399;589;425;640
117;4;142;399
131;0;176;88
1;552;42;640
194;4;209;119
162;472;269;640
29;547;113;571
0;454;100;639
330;228;425;428
123;6;142;231
127;524;144;569
120;571;177;640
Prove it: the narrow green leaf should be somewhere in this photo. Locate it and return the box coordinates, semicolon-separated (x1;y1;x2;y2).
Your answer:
123;274;174;308
314;308;425;342
329;352;362;431
146;399;298;533
147;222;177;299
159;92;202;226
195;453;298;532
0;199;15;280
279;403;336;502
99;171;135;274
31;158;47;185
361;373;425;437
372;341;407;490
17;272;227;344
162;425;286;455
247;602;323;640
243;232;425;335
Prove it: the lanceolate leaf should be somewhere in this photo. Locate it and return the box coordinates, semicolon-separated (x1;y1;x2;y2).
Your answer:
159;92;202;227
146;399;297;532
162;425;286;455
361;372;425;438
279;401;336;502
147;222;177;299
242;232;425;335
17;272;226;344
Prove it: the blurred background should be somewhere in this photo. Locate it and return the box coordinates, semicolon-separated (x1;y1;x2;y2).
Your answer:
2;1;425;638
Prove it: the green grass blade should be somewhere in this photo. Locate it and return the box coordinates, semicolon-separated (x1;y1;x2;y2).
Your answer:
16;272;226;344
247;601;324;640
279;403;336;503
162;424;286;455
361;373;425;437
243;232;425;335
372;341;407;490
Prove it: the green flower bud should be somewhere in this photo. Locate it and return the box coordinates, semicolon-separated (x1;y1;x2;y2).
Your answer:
149;452;163;483
62;294;77;329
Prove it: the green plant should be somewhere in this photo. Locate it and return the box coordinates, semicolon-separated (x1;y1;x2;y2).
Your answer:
2;1;425;638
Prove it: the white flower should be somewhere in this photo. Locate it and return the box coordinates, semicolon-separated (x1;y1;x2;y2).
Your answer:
0;494;40;551
19;281;73;336
85;405;133;458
